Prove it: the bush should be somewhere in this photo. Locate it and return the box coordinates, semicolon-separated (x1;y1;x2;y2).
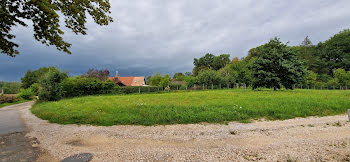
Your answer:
118;86;161;94
0;95;20;104
17;88;34;100
30;83;40;96
39;69;68;101
61;76;104;98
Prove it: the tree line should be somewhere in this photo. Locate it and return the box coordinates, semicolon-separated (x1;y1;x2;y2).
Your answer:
148;29;350;90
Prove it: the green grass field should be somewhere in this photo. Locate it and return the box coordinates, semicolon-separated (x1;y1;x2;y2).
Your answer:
31;89;350;126
0;100;31;108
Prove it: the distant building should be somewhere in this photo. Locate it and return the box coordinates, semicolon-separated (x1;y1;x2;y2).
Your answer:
109;71;146;86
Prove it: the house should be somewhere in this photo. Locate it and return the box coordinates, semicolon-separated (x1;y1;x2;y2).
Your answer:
109;71;146;86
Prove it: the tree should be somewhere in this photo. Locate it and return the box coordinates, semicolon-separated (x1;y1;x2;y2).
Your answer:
21;66;59;88
305;71;317;85
82;69;110;82
334;69;350;86
252;38;307;90
196;69;223;86
212;54;230;70
301;36;312;47
193;53;230;76
39;68;68;101
1;0;113;57
148;73;171;87
321;29;350;74
173;72;184;81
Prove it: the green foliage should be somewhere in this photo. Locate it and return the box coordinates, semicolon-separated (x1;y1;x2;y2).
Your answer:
0;81;21;94
39;69;68;101
17;88;35;100
148;73;171;87
305;71;317;85
252;38;307;90
213;54;230;70
61;76;103;98
119;86;160;94
21;67;58;88
173;72;185;81
31;89;350;126
30;83;40;96
193;53;230;76
1;0;113;57
321;29;350;73
334;69;350;86
196;69;223;86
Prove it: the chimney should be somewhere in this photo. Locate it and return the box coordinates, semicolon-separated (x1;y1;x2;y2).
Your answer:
116;71;120;77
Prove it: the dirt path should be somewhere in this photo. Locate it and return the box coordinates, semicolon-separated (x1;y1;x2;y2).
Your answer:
19;102;350;161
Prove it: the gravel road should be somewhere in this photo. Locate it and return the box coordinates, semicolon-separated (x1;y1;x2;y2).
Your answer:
0;102;43;162
18;102;350;161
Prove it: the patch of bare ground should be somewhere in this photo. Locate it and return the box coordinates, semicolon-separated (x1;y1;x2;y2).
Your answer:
19;103;350;161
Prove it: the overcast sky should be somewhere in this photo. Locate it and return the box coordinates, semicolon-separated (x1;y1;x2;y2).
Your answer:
1;0;350;81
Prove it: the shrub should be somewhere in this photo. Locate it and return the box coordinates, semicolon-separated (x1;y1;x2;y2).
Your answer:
61;76;104;98
0;95;20;104
30;83;40;96
17;88;34;100
39;69;68;101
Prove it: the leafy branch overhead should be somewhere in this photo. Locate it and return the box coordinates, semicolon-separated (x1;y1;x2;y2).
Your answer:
0;0;113;57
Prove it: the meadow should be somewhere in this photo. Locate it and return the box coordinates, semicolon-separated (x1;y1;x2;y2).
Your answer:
31;89;350;126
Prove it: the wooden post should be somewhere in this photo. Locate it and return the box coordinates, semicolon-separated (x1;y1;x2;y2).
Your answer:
186;85;188;90
177;85;178;91
212;84;213;90
219;83;221;89
203;84;205;90
138;87;141;93
148;87;150;92
227;83;229;89
348;109;350;121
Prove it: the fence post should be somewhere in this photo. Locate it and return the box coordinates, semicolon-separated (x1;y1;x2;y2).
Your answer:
177;85;178;91
203;84;204;90
227;83;229;89
212;84;213;90
186;85;188;90
148;87;150;92
138;87;141;93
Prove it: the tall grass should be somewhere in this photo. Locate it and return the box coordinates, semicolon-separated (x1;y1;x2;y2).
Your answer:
31;89;350;126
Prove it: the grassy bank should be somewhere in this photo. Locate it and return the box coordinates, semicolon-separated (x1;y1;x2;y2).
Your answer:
0;100;31;108
31;89;350;126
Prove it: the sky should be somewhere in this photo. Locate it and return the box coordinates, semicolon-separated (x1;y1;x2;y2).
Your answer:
1;0;350;81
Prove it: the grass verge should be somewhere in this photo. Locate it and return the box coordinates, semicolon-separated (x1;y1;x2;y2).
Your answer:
0;100;31;108
31;89;350;126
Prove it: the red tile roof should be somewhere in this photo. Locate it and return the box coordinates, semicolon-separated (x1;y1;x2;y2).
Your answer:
109;77;145;86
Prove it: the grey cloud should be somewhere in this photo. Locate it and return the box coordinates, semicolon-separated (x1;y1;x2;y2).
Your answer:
1;0;350;81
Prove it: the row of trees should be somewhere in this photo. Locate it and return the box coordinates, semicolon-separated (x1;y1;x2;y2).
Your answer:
150;29;350;90
0;81;21;94
20;67;119;101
